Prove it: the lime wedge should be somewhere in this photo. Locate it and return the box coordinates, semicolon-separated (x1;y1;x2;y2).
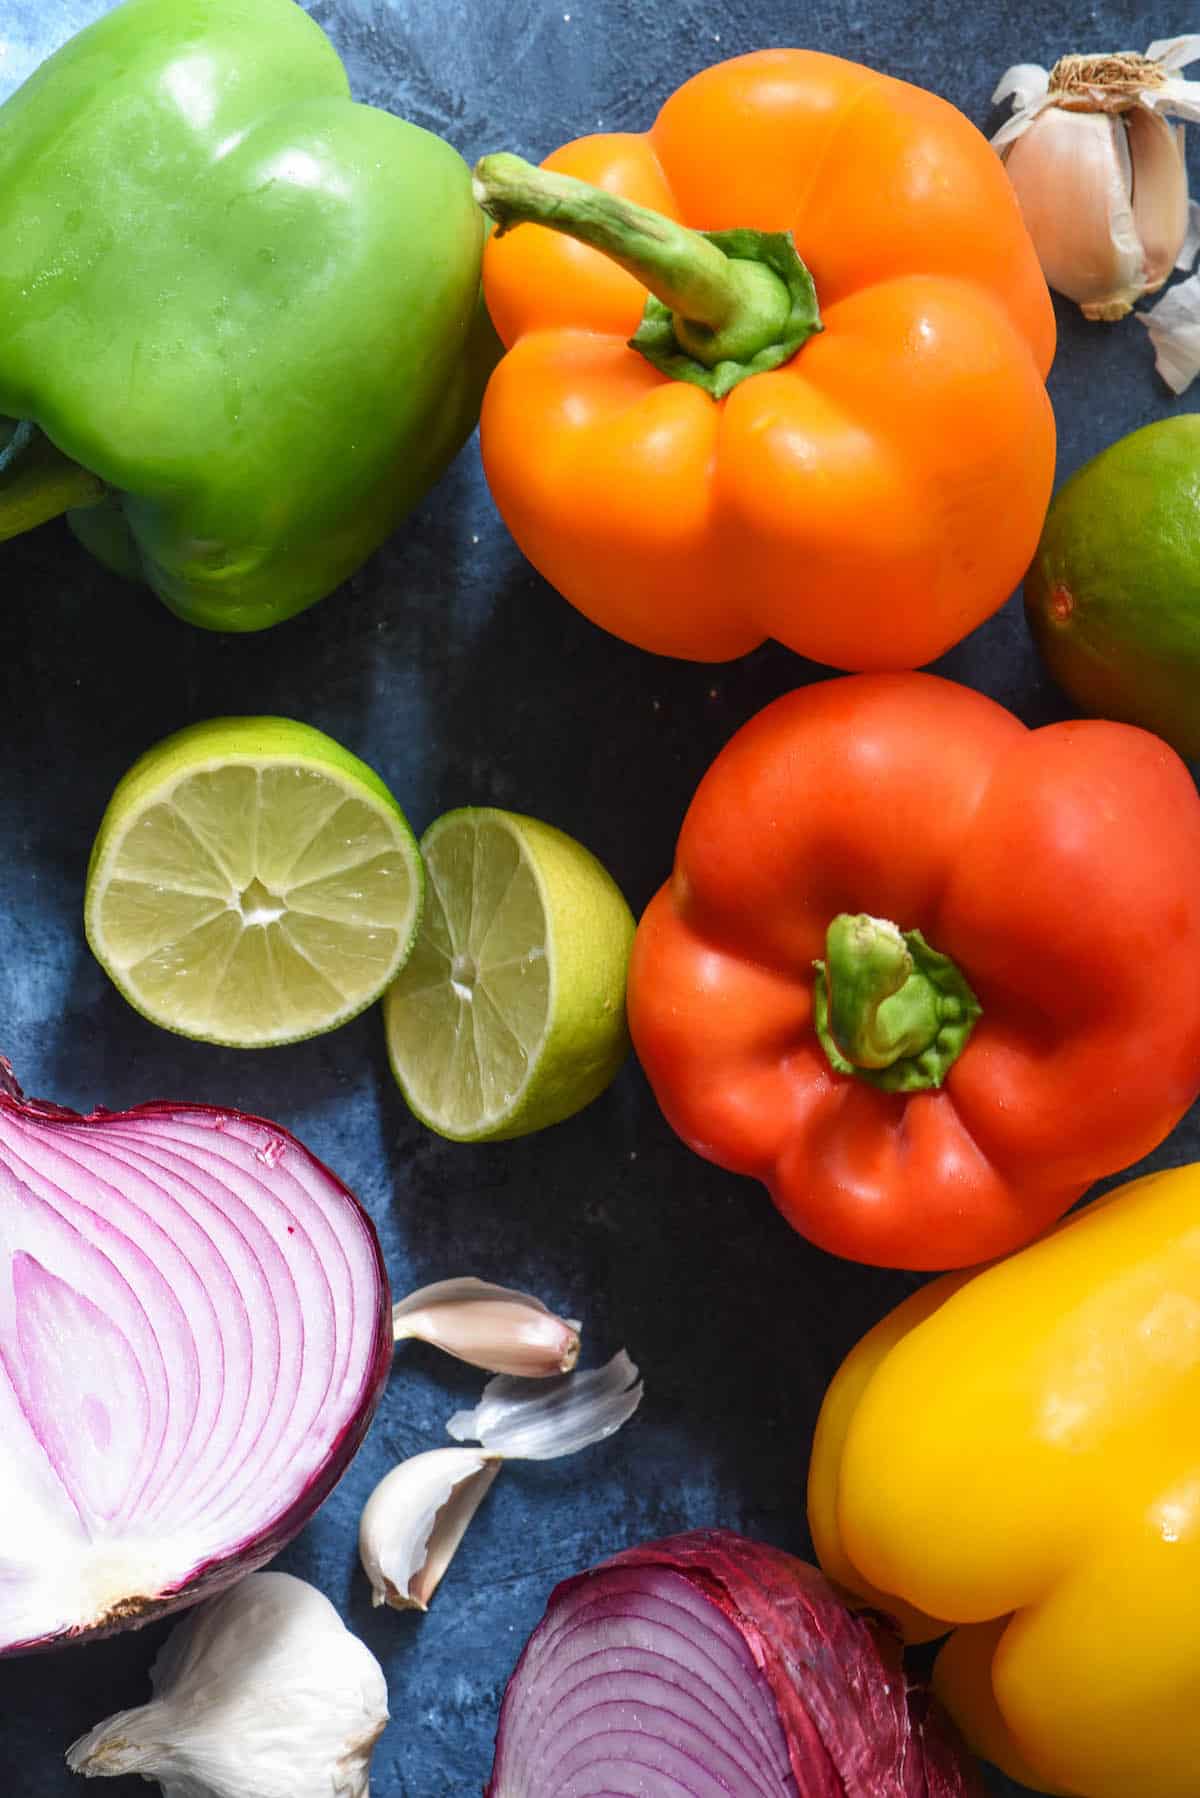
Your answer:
85;717;423;1048
384;808;635;1141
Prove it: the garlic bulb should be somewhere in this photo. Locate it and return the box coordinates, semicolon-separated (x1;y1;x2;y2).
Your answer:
66;1573;388;1798
993;37;1200;319
360;1350;643;1611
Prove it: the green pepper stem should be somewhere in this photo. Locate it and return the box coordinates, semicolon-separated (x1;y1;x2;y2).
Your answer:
0;420;105;544
813;914;982;1096
472;154;821;398
474;154;747;332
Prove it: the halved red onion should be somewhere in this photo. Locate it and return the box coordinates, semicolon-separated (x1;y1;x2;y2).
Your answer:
0;1061;391;1657
487;1529;983;1798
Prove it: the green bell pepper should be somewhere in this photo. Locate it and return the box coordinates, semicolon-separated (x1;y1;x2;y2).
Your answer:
0;0;499;631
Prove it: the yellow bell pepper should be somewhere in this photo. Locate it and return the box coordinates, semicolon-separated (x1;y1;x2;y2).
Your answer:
808;1163;1200;1798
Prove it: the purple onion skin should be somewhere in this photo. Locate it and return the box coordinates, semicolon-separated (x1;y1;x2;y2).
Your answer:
0;1063;394;1657
487;1528;983;1798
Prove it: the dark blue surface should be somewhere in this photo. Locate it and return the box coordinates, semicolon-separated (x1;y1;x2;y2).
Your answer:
0;2;1195;1793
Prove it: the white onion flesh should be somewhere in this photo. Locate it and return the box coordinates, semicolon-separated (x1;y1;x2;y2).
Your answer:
0;1074;391;1655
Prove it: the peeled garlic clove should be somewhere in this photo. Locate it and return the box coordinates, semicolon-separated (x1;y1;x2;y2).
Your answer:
393;1275;581;1377
66;1572;387;1798
447;1348;643;1459
359;1447;502;1612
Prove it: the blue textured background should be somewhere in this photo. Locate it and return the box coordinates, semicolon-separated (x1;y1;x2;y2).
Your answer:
0;3;1195;1794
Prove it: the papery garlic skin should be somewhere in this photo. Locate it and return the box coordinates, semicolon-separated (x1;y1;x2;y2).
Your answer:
359;1447;502;1612
448;1350;644;1460
393;1276;581;1377
66;1572;387;1798
1141;269;1200;390
993;39;1200;320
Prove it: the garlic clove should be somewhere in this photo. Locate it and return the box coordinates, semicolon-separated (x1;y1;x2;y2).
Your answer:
66;1572;388;1798
358;1446;502;1612
392;1275;581;1377
1126;108;1190;293
359;1352;643;1618
1000;108;1146;317
447;1348;643;1460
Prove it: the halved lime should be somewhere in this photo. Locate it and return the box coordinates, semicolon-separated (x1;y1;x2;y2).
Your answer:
384;808;635;1141
85;717;423;1048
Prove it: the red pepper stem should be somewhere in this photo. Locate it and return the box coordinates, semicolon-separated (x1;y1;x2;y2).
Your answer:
472;154;822;399
0;420;105;543
813;914;982;1095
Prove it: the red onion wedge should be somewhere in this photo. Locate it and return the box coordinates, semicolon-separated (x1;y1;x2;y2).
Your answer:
487;1529;984;1798
0;1061;391;1658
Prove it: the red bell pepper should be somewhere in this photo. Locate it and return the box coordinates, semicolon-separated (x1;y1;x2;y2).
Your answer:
627;674;1200;1269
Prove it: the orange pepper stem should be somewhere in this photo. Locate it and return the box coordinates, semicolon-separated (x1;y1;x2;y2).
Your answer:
0;418;104;542
472;153;822;399
813;913;982;1094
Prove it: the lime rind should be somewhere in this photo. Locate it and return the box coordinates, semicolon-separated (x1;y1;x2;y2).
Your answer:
85;719;423;1049
384;807;634;1142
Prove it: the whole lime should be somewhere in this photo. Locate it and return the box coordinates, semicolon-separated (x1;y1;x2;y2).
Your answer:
1025;417;1200;760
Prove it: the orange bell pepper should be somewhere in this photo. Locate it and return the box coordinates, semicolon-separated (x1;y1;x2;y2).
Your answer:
474;50;1056;671
626;673;1200;1269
